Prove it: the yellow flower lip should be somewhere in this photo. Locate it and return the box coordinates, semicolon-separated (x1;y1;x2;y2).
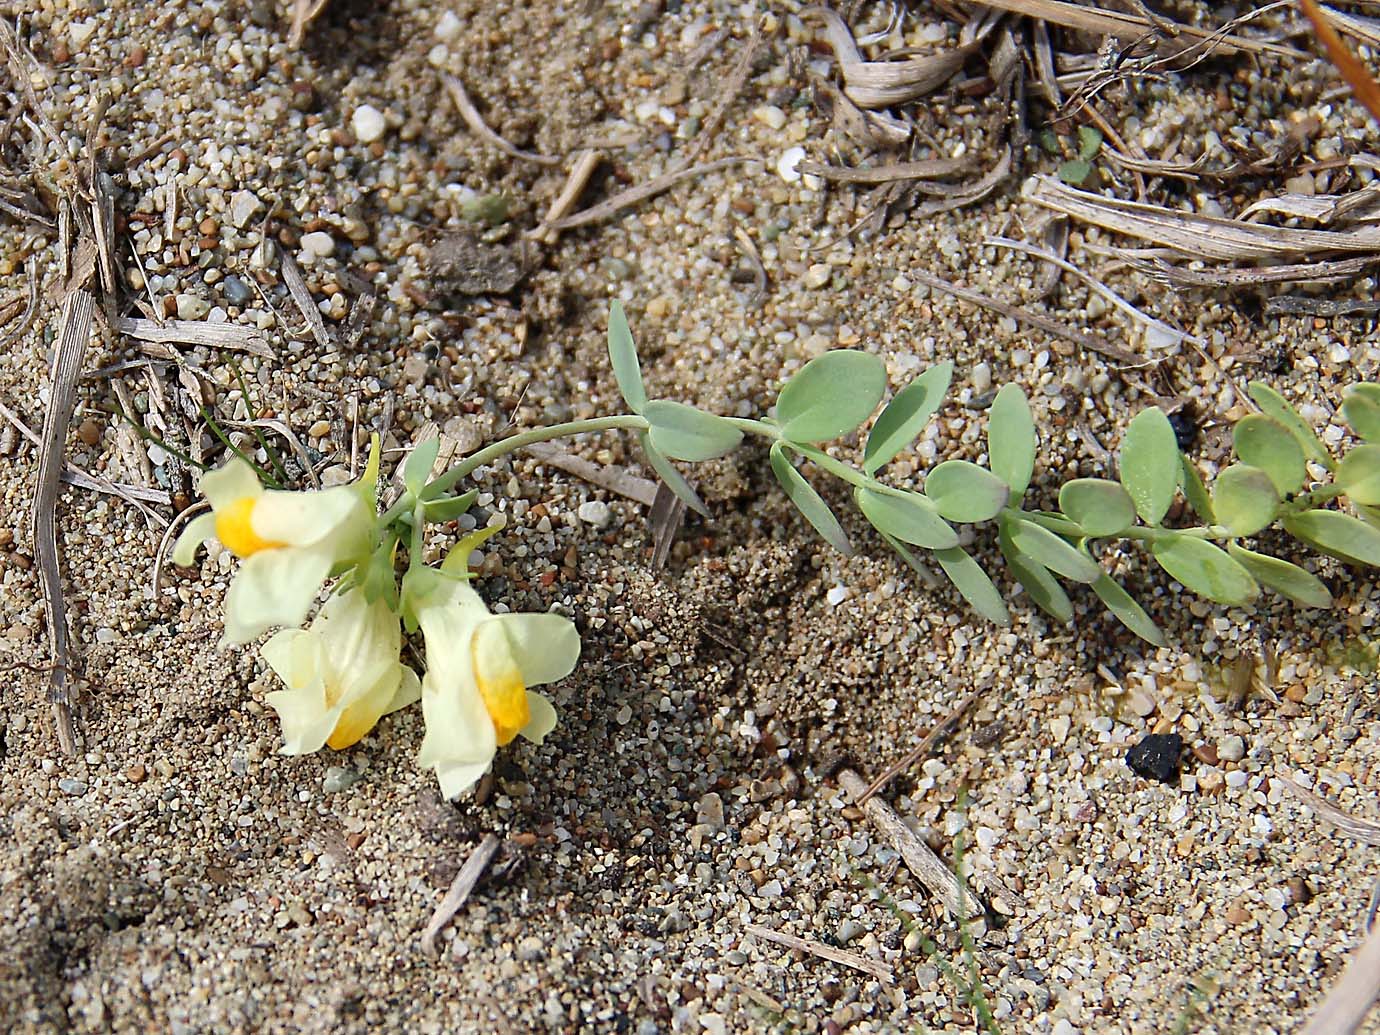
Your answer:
472;623;530;746
215;496;286;557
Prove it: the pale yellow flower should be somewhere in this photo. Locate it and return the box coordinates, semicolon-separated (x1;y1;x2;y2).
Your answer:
174;458;374;643
412;571;578;800
261;586;420;753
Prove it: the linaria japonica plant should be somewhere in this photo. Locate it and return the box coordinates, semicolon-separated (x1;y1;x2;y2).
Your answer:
177;300;1380;797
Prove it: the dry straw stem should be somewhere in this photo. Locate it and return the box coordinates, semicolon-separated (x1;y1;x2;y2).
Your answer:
804;4;976;108
420;834;502;954
35;289;95;755
288;0;331;49
112;315;274;358
797;155;976;185
741;922;893;983
908;267;1145;365
547;156;755;231
276;243;334;348
442;75;560;167
523;441;658;507
1027;175;1380;261
973;0;1302;60
528;149;602;244
1277;771;1380;846
836;768;987;924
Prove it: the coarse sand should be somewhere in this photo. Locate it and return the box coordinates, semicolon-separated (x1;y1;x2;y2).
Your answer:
2;2;1380;1033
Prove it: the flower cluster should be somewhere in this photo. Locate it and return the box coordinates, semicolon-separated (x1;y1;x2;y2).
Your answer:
174;451;579;799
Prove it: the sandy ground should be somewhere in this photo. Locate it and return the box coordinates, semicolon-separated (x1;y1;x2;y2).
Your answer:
3;1;1380;1033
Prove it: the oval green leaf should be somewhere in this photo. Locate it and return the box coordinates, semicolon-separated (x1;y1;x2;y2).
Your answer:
643;399;743;462
1091;573;1166;645
403;436;441;494
1233;414;1305;497
1058;478;1136;538
924;460;1010;523
1343;392;1380;442
934;545;1010;625
1226;543;1332;609
1338;444;1380;506
608;300;647;413
1150;534;1258;606
1283;509;1380;567
770;442;850;554
1211;464;1279;537
776;351;886;444
639;431;707;517
422;489;479;522
999;527;1073;624
1119;407;1180;526
1247;382;1331;468
988;384;1036;497
854;486;958;549
1007;517;1102;583
863;362;952;474
1180;455;1215;523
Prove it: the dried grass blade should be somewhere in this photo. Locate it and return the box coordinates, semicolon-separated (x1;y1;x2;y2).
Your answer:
1300;921;1380;1035
805;5;971;108
742;923;893;983
421;834;501;953
0;257;39;350
548;156;754;231
113;316;274;358
1119;251;1380;287
909;267;1145;365
528;149;602;244
277;244;334;348
288;0;332;49
523;441;658;506
35;289;94;754
442;75;560;167
1028;175;1380;260
1277;771;1380;846
837;768;987;924
973;0;1301;59
798;156;975;184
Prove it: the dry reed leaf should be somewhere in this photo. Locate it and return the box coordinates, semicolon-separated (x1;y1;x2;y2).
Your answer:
288;0;331;49
804;5;975;108
1027;176;1380;261
113;316;274;358
975;0;1301;60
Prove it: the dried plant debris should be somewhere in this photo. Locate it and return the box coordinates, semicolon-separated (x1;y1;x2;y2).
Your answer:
427;232;527;297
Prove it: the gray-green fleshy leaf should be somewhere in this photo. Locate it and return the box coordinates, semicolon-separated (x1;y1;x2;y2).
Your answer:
643;399;743;461
1233;414;1305;496
1007;517;1101;583
1119;407;1180;526
999;526;1072;624
987;383;1036;497
1077;125;1103;160
1343;390;1380;442
422;489;478;522
1180;455;1215;523
776;350;886;444
934;545;1010;625
854;486;958;549
1247;382;1331;468
1283;509;1380;567
1211;464;1279;537
1058;478;1136;538
608;301;647;413
863;362;952;474
1091;573;1166;646
403;436;441;495
770;442;850;554
924;460;1010;523
640;431;708;517
1337;444;1380;506
1226;543;1332;609
1149;533;1258;606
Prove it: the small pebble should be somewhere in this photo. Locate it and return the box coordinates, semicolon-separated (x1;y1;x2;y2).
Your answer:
803;263;831;289
777;145;806;183
752;105;787;130
516;935;545;961
300;231;335;259
695;792;725;830
577;501;612;528
1217;735;1246;762
323;767;361;794
352;104;387;144
176;294;210;321
58;778;88;796
222;275;253;306
435;10;463;42
1125;733;1183;784
229;189;265;229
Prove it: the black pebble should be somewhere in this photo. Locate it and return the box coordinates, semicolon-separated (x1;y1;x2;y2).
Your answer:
1126;733;1183;784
